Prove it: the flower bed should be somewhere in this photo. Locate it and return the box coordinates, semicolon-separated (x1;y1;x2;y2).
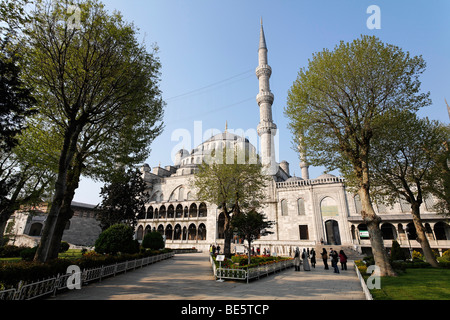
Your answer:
211;254;293;281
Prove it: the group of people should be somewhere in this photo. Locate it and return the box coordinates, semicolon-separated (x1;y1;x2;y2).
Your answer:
293;247;348;274
209;244;221;255
321;248;348;273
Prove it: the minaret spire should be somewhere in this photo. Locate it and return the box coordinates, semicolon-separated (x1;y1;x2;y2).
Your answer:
256;19;277;175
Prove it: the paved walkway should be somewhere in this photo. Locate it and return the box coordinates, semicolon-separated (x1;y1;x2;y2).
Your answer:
50;252;366;300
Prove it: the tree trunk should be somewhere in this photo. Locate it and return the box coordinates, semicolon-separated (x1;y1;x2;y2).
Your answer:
411;202;440;268
359;187;397;276
46;151;84;260
34;120;84;262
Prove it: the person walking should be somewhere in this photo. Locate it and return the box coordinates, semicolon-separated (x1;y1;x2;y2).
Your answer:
302;249;311;271
294;247;301;271
339;250;348;270
310;248;316;268
321;248;329;270
331;250;340;273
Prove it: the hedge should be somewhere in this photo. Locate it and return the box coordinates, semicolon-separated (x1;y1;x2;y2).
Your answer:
0;248;172;288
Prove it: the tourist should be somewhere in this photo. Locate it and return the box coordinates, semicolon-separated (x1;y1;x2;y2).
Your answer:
294;247;301;271
321;248;329;270
216;245;221;254
339;250;348;270
310;248;316;268
331;250;340;273
302;249;311;271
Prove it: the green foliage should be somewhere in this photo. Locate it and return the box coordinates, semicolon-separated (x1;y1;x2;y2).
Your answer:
94;224;139;255
97;168;149;230
285;35;431;189
390;240;405;261
0;248;172;288
59;241;70;253
19;246;38;261
141;231;165;250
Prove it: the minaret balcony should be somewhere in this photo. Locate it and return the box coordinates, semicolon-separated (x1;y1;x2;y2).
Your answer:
255;64;272;78
256;91;274;105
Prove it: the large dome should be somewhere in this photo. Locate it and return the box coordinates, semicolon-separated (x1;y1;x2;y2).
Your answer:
178;131;257;167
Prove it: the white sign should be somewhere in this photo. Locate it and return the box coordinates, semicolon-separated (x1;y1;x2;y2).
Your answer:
359;231;370;238
216;255;225;262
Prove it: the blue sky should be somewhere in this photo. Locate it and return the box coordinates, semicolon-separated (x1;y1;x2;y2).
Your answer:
73;0;450;205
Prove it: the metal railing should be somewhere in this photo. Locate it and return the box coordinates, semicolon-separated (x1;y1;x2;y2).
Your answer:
210;255;294;282
0;252;174;300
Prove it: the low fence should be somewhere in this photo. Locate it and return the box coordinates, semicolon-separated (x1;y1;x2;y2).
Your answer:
0;252;174;301
210;255;294;282
354;263;373;300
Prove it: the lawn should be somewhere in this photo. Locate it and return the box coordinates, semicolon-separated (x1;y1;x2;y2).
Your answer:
370;268;450;300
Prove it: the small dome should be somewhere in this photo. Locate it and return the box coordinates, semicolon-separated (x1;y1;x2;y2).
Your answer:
316;173;336;179
286;176;303;182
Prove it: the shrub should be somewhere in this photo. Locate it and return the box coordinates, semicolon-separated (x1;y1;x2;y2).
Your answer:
0;245;27;258
142;231;165;250
94;224;139;255
390;240;405;261
59;241;70;253
20;247;38;261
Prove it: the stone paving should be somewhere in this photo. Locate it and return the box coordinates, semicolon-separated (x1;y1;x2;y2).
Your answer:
51;252;366;301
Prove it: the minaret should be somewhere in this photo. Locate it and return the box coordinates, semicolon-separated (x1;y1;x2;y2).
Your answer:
298;135;310;180
256;19;277;175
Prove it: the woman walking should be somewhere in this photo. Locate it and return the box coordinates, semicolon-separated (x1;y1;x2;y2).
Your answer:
294;247;301;271
321;248;328;270
310;248;316;268
339;250;348;270
302;249;311;271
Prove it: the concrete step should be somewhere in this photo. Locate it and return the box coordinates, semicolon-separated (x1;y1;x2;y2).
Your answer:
314;244;366;261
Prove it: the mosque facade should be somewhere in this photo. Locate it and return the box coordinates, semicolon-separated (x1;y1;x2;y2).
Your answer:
135;22;450;257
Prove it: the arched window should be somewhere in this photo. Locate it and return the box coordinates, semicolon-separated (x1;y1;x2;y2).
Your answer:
136;225;144;241
157;224;164;235
188;224;197;240
178;187;185;201
165;224;173;240
297;198;305;215
154;208;159;219
198;223;207;240
182;226;187;240
174;224;182;240
144;225;151;236
176;204;183;218
199;202;207;217
147;206;154;219
320;197;338;217
281;199;288;216
434;222;448;240
159;205;166;219
189;203;197;218
217;212;225;239
381;223;396;240
167;205;174;218
184;206;189;218
29;223;43;236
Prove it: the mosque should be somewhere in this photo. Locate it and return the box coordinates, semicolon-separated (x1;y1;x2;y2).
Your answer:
135;22;450;257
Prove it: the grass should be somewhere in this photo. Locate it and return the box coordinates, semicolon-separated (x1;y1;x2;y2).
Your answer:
369;268;450;300
0;249;84;263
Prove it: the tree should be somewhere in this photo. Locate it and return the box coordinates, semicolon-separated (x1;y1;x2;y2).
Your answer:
97;168;149;231
285;35;431;276
231;210;274;266
21;0;164;262
370;111;448;267
142;231;165;251
94;224;139;255
192;147;269;258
